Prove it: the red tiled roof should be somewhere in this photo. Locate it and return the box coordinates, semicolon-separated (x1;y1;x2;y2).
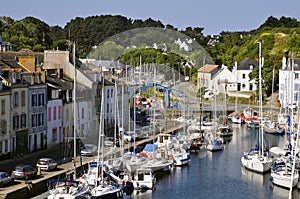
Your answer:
197;64;219;73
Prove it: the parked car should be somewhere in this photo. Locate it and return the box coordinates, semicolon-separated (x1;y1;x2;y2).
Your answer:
80;144;98;156
36;158;58;171
0;172;14;187
104;137;114;147
12;165;37;180
123;131;140;143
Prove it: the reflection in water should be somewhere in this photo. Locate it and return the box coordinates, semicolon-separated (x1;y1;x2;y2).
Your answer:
125;124;300;199
198;148;207;159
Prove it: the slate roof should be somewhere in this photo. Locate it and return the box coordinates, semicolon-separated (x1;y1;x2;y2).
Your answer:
237;58;258;70
282;58;300;71
46;75;73;91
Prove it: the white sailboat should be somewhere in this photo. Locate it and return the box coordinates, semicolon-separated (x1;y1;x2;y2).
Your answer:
241;42;272;173
230;62;242;124
207;89;224;152
269;54;299;194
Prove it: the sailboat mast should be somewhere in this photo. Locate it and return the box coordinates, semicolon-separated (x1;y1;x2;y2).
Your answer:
96;72;105;186
235;62;238;118
258;42;263;156
271;66;275;118
73;42;77;179
199;58;205;132
289;53;296;198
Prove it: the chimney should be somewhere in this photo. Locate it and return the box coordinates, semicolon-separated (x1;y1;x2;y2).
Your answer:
12;71;17;84
20;71;24;84
40;70;46;83
31;73;34;84
58;69;63;79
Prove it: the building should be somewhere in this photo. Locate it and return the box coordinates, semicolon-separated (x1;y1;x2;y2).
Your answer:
232;58;258;92
197;64;219;89
211;64;237;95
0;66;11;160
26;72;47;152
278;56;300;109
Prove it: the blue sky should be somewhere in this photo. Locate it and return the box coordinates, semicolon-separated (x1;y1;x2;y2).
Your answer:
2;0;300;35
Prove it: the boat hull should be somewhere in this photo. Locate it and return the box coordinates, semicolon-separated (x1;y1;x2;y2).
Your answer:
270;171;299;189
241;156;272;173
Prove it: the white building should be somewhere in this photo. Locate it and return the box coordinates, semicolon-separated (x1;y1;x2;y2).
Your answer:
232;58;258;92
278;56;300;109
211;64;237;95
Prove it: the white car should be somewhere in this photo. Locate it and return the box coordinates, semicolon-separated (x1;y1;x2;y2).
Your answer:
36;158;58;171
123;131;135;143
80;144;98;156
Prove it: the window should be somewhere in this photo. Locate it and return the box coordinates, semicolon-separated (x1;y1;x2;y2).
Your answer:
52;128;57;141
48;107;51;121
111;89;113;98
81;124;84;137
294;92;298;102
295;73;299;79
21;91;26;106
32;114;37;128
82;108;84;119
13;115;19;130
1;120;6;134
14;92;19;107
242;74;246;79
38;93;44;106
4;140;8;153
32;94;37;107
295;83;300;91
107;104;109;113
1;100;5;115
58;106;62;119
96;88;101;98
21;114;26;128
107;89;109;98
53;106;57;120
242;84;246;88
38;113;44;126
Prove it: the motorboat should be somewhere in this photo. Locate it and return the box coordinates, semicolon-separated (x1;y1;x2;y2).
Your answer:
47;179;90;199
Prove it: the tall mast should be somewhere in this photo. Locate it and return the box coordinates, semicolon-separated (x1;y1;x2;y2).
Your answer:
258;41;263;157
289;53;296;198
73;42;77;179
199;58;205;132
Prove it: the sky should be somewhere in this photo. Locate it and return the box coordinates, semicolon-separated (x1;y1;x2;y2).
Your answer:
2;0;300;35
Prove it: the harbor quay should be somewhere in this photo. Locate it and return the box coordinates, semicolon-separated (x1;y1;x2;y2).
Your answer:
0;121;185;199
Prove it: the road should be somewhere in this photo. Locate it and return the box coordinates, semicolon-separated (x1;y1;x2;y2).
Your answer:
0;144;73;174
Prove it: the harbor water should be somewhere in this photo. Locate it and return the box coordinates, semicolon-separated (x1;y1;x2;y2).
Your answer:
130;124;299;199
34;123;298;199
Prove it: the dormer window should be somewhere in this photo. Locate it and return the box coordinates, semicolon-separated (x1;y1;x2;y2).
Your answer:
249;65;253;70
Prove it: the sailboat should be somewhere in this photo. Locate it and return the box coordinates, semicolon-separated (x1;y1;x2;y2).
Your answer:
141;67;173;173
241;42;273;174
269;54;299;191
90;73;123;199
263;67;285;135
230;62;242;124
206;89;224;152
